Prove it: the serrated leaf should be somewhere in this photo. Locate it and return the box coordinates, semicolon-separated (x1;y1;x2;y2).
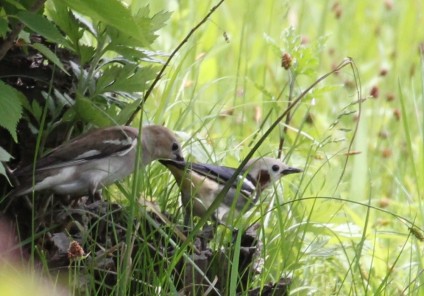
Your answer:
75;96;113;127
16;11;72;49
107;45;148;60
71;11;97;37
102;66;157;93
104;5;169;49
110;9;171;47
0;81;23;142
263;33;283;56
150;10;171;31
32;43;70;75
96;65;157;94
45;1;81;47
63;0;150;45
95;64;134;93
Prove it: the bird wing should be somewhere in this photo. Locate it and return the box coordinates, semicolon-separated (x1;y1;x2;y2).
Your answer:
189;162;256;196
14;127;138;176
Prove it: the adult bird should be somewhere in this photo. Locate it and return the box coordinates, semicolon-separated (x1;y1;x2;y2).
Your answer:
9;125;184;199
160;157;302;225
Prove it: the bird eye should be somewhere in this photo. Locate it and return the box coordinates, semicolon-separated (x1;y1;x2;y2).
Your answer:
271;164;280;172
171;142;179;151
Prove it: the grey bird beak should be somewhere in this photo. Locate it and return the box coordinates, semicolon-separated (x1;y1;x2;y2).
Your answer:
159;159;186;168
281;167;303;176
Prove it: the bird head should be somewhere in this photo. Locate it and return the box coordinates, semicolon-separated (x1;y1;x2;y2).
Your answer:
142;125;184;163
244;157;302;192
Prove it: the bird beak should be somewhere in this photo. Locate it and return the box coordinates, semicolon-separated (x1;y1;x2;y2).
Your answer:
159;159;186;168
281;167;303;176
175;154;184;161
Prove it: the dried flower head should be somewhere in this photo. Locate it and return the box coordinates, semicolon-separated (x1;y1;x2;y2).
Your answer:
68;241;85;261
281;52;293;70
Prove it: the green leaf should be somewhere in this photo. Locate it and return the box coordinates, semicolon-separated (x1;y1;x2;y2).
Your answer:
95;64;157;94
32;43;70;75
75;96;113;127
18;91;31;112
16;11;72;49
105;66;156;93
107;45;148;60
62;0;149;45
95;64;135;93
0;146;13;184
116;99;142;125
45;0;81;47
0;16;9;38
106;6;168;49
31;100;42;123
2;0;26;10
0;81;23;142
0;146;13;162
78;45;96;65
150;10;171;31
71;11;97;37
0;147;13;184
62;108;76;122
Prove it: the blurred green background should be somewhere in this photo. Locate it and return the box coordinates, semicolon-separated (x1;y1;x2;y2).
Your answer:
144;1;424;293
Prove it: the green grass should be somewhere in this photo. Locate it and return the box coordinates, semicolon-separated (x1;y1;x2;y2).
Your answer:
2;0;423;295
138;0;424;294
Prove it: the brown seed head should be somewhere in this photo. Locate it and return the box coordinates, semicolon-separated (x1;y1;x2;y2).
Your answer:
281;52;293;70
68;240;85;260
370;86;379;99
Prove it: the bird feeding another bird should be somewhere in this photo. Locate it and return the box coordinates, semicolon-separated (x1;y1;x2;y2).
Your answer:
160;157;302;225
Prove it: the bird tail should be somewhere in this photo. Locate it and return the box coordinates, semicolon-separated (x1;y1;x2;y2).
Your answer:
3;163;20;187
1;163;30;198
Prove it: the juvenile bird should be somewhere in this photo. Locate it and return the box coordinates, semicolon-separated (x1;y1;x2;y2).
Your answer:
160;157;302;225
10;125;184;198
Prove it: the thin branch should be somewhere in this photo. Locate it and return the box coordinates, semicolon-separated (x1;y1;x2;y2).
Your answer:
0;0;47;61
125;0;226;125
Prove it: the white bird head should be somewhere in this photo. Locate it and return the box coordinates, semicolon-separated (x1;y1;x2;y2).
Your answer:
141;125;184;164
244;157;302;193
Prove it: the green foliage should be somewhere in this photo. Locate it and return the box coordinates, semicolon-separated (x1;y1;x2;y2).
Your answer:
0;81;23;142
0;146;13;183
0;0;173;294
31;43;69;74
1;0;423;295
0;15;8;38
265;27;325;77
74;96;113;127
16;10;72;49
145;0;424;294
0;0;171;176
